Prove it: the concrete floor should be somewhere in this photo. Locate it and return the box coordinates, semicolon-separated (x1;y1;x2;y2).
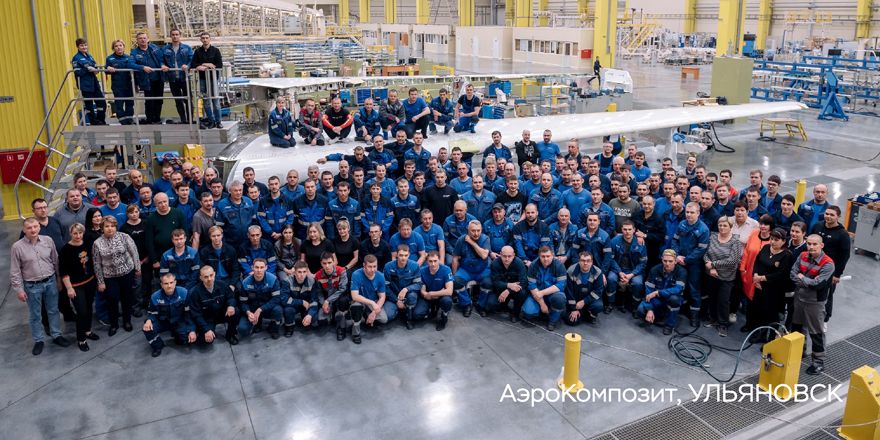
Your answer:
1;57;879;440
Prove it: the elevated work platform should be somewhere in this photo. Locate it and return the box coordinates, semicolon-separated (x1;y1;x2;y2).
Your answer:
64;122;240;147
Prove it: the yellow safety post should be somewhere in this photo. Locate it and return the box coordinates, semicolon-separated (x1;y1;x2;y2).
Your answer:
839;365;880;440
756;0;772;51
606;103;617;112
458;0;475;26
558;333;584;392
359;0;371;23
794;179;807;207
521;78;539;98
538;0;549;26
683;0;697;34
857;0;873;39
757;332;804;401
593;0;619;69
407;66;414;76
717;0;747;56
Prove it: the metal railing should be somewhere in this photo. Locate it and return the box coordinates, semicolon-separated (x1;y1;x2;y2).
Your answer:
13;66;228;218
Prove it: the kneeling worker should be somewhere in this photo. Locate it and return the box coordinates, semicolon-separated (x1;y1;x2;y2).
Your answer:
349;255;392;344
143;273;195;357
416;251;454;330
238;258;285;339
384;245;422;330
565;251;606;326
187;266;239;345
268;96;296;148
484;246;528;322
523;246;567;330
635;249;687;335
282;261;319;337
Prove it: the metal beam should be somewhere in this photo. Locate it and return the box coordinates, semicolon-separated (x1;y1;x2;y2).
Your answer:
683;0;696;34
592;0;618;68
716;0;746;56
538;0;548;26
856;0;872;39
514;0;531;27
415;0;429;24
385;0;397;23
458;0;474;26
756;0;771;50
360;0;370;23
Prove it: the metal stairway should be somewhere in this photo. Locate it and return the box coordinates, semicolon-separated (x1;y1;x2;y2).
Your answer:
12;67;238;218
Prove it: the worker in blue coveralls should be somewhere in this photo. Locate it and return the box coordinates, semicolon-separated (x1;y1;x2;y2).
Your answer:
142;273;195;357
523;246;568;330
354;97;383;142
671;202;710;328
402;87;431;138
565;251;606;326
71;38;106;125
131;32;165;124
105;39;152;125
384;245;423;330
416;251;454;331
428;87;455;135
452;221;492;318
268;97;296;148
161;28;194;124
281;261;319;337
158;229;201;290
237;258;285;339
348;255;392;344
635;249;687;335
453;83;481;133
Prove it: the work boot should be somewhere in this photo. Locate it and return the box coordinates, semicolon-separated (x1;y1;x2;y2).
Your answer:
32;341;44;356
805;363;825;375
663;326;673;335
151;346;163;357
226;333;239;345
352;333;362;344
405;319;414;330
336;326;346;341
283;325;294;338
462;305;473;318
436;312;448;331
268;322;280;339
53;336;71;348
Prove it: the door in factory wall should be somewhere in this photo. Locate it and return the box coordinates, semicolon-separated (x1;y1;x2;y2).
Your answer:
492;38;500;58
472;37;479;57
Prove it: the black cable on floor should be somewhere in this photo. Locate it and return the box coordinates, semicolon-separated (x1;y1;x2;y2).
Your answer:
758;137;880;162
709;122;736;153
667;325;784;383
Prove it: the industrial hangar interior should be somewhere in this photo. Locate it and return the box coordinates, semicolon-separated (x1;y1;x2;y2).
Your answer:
0;0;879;439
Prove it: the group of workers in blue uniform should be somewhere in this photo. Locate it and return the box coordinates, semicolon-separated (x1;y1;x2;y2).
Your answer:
50;65;851;371
71;30;224;129
267;83;483;148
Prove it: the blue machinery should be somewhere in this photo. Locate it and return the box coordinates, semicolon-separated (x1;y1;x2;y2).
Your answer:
751;55;880;119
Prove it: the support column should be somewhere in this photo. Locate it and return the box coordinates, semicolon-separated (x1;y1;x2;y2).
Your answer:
505;0;515;25
756;0;772;50
459;0;474;26
592;0;618;68
577;0;588;16
683;0;696;34
385;0;397;23
360;0;370;23
856;0;873;39
340;0;350;25
716;0;746;56
416;0;429;24
538;0;548;26
514;0;531;27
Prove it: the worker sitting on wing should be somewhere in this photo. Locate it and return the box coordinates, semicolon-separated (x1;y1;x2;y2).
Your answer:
428;87;455;135
297;98;325;146
268;96;296;148
353;97;382;142
322;97;353;144
453;83;481;133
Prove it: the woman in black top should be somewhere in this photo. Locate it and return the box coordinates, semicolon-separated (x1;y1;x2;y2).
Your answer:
750;228;795;343
275;224;302;285
300;222;336;274
332;219;359;272
784;221;808;330
84;207;103;247
60;223;100;351
119;204;150;315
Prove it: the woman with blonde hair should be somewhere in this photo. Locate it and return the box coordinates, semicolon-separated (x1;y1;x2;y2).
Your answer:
300;222;336;273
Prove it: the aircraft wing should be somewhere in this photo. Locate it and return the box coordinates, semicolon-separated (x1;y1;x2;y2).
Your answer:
225;101;806;185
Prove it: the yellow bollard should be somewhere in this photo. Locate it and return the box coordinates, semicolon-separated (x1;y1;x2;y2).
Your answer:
606;102;617;112
794;179;807;207
839;365;880;440
558;333;584;392
757;331;804;401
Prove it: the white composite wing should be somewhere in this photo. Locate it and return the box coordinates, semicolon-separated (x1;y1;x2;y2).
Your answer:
225;101;806;185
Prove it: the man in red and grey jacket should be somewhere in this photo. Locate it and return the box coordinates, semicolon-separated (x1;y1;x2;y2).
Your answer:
790;234;835;375
322;97;353;143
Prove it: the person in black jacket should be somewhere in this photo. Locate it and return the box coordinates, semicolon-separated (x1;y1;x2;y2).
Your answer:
484;246;528;322
422;169;458;225
514;130;539;171
634;196;665;268
322;97;353;143
191;32;224;129
188;266;239;345
198;226;242;288
750;228;794;342
810;206;851;326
